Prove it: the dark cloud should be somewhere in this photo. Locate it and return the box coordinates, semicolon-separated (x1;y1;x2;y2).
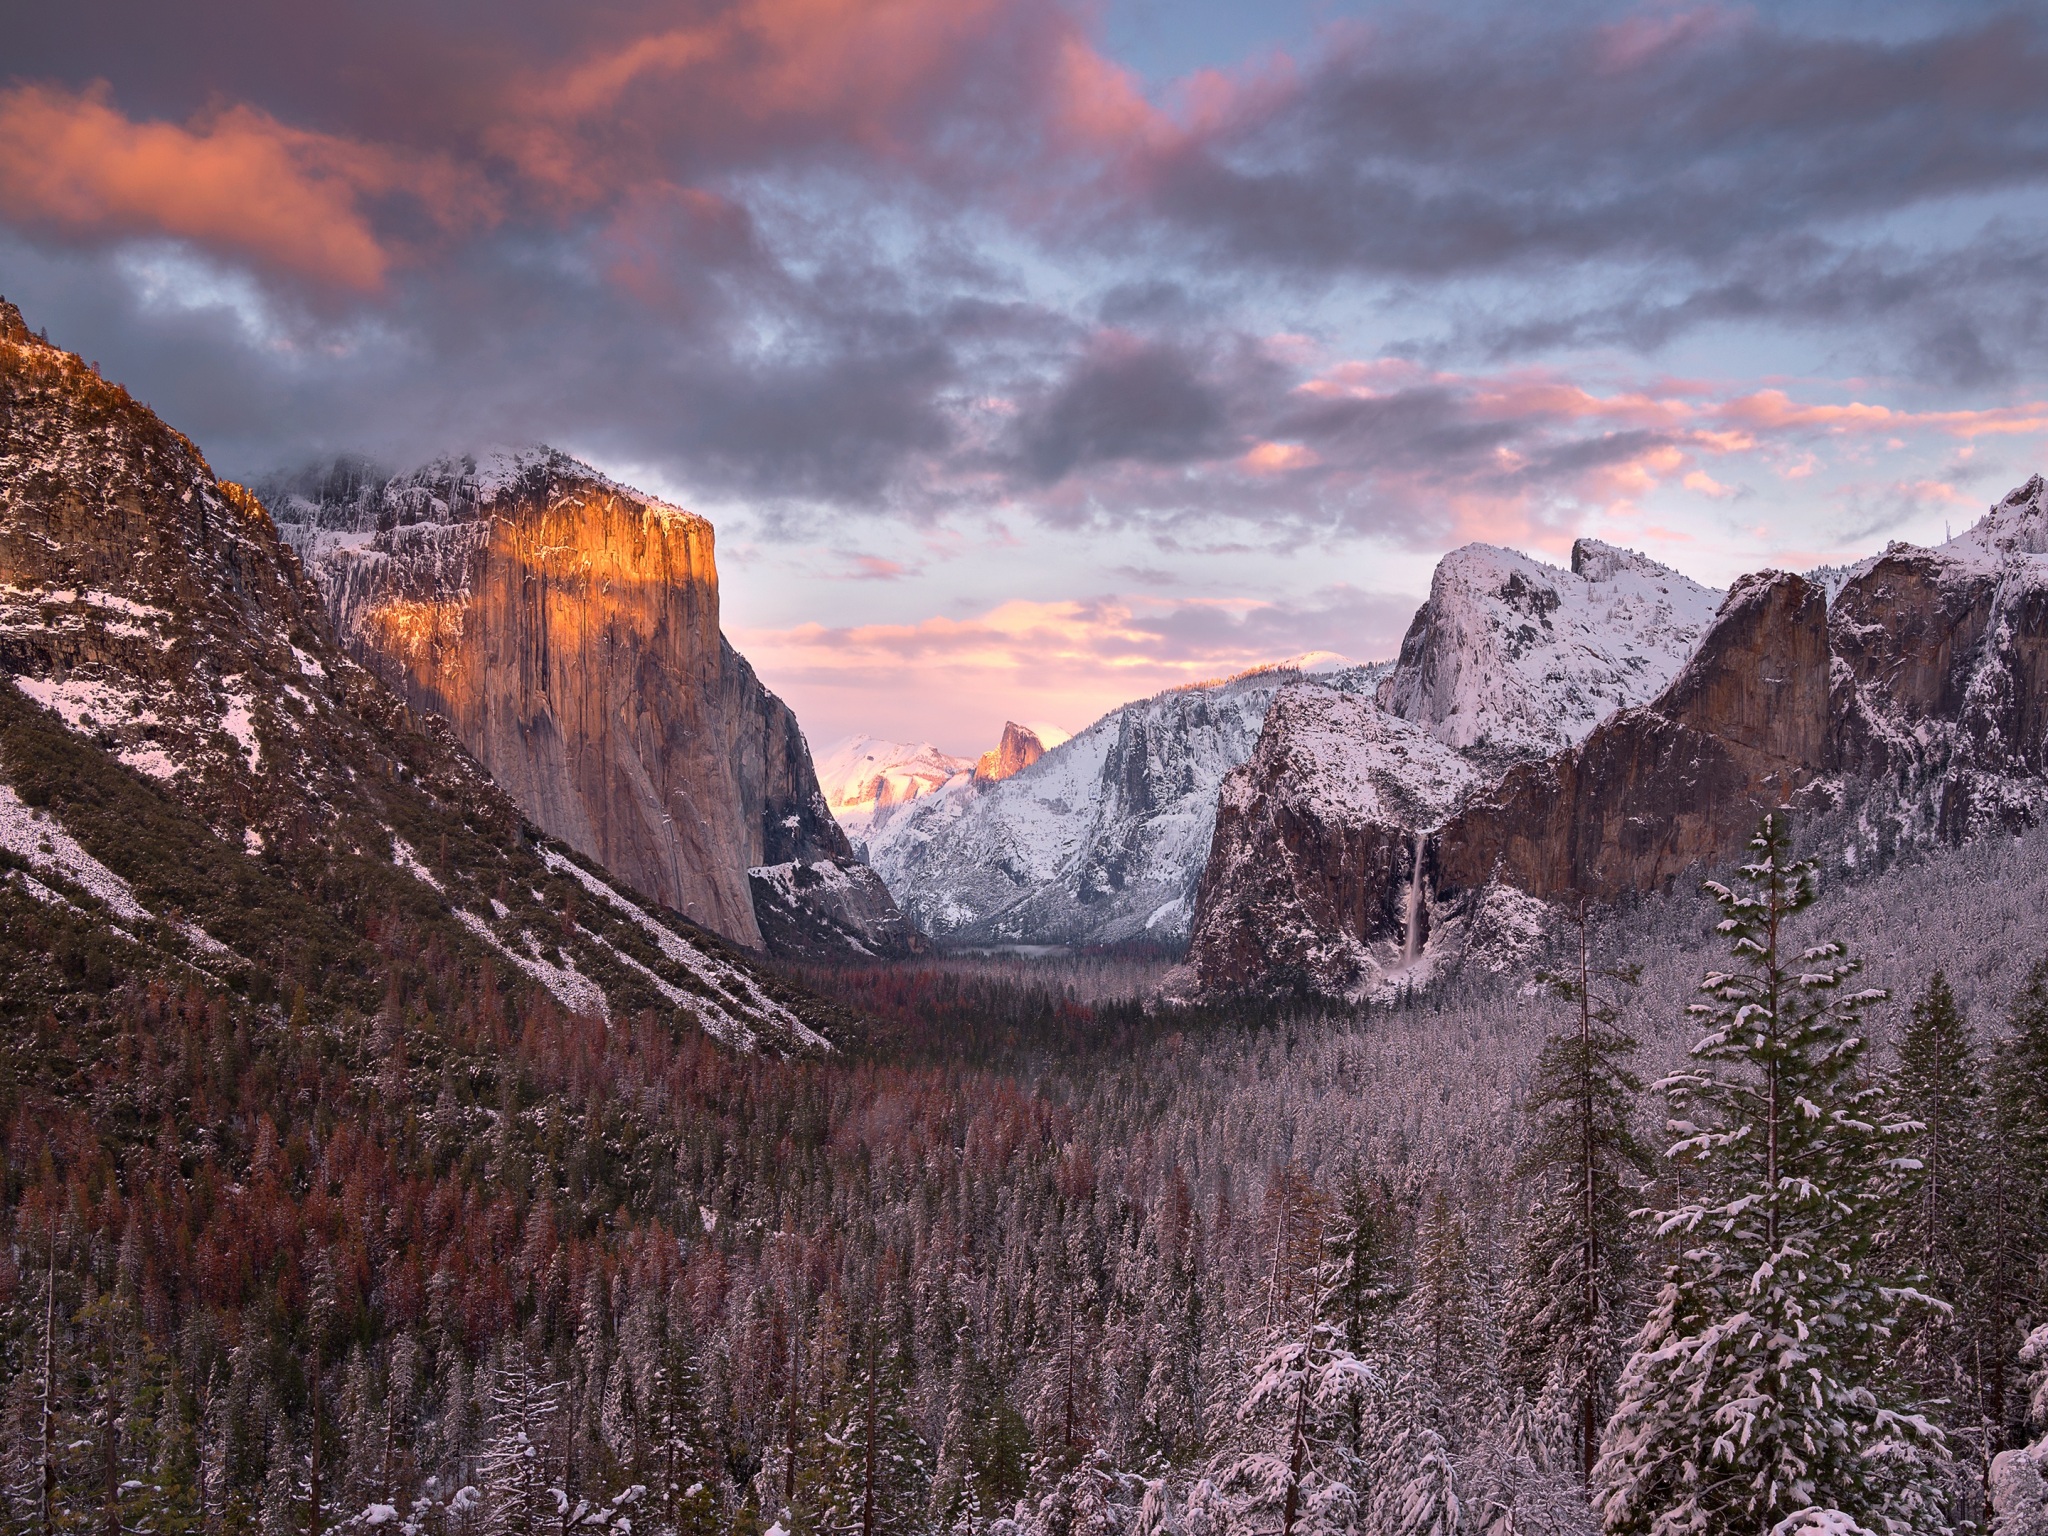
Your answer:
1127;11;2048;279
1013;336;1234;482
3;1;2046;553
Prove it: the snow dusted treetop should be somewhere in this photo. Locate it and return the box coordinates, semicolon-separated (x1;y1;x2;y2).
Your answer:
1378;539;1721;773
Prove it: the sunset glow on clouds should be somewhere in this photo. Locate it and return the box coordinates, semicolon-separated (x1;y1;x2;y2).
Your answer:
7;0;2048;749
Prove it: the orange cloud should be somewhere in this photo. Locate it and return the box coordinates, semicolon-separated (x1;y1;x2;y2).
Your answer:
489;0;1079;199
1241;441;1318;473
0;82;492;289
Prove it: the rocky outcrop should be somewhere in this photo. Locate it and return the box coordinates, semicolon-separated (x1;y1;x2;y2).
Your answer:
974;721;1047;783
1189;483;2048;999
267;451;910;956
0;299;836;1054
1188;686;1477;995
1432;571;1831;905
1829;480;2048;844
1377;538;1720;775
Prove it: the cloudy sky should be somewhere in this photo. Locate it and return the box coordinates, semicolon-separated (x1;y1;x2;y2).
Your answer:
6;0;2048;755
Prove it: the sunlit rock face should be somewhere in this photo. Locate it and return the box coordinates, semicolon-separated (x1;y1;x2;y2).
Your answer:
270;449;911;954
974;721;1048;783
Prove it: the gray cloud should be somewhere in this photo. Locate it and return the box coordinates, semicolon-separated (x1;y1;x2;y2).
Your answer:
4;1;2047;553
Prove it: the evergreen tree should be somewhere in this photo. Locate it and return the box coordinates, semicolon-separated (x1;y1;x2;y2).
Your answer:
1504;902;1651;1483
1209;1177;1376;1536
1885;969;1995;1518
1410;1189;1491;1426
1986;959;2048;1454
1595;814;1950;1536
805;1300;931;1536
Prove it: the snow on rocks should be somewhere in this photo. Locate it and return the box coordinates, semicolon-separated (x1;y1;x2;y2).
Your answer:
451;909;610;1021
1378;538;1721;770
860;663;1338;947
537;847;827;1051
0;780;153;924
0;779;233;958
817;736;973;843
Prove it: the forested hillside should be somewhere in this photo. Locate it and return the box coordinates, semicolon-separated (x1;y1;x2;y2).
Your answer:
9;813;2048;1533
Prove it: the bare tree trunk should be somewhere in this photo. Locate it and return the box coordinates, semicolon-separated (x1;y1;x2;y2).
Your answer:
1280;1370;1309;1536
308;1364;322;1536
782;1318;802;1510
41;1242;57;1536
101;1358;119;1536
861;1341;879;1536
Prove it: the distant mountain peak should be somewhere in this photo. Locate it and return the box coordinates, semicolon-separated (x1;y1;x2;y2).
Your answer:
974;721;1050;783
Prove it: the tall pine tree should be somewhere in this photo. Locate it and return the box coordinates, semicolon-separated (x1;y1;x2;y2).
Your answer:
1596;813;1949;1536
1504;901;1651;1483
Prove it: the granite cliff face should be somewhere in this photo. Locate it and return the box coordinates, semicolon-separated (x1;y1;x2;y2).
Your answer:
974;721;1048;783
267;452;912;956
1188;685;1477;993
0;299;835;1053
1430;570;1832;906
1188;486;2048;999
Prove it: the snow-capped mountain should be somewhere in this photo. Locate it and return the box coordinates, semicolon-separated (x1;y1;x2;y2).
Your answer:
858;660;1384;947
1188;483;2048;1000
1186;537;1720;996
1377;538;1722;771
819;736;975;843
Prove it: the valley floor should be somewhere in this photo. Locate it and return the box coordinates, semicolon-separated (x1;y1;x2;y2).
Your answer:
8;819;2048;1533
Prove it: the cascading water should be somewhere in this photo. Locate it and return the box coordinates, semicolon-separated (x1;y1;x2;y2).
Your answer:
1401;832;1426;967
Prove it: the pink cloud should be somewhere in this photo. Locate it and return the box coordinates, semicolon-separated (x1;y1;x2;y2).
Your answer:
729;588;1410;750
0;82;493;289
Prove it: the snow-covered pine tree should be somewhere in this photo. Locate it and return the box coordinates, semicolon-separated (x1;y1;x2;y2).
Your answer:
1884;969;1993;1516
1504;901;1651;1483
1409;1189;1492;1429
475;1340;566;1536
1594;813;1950;1536
803;1297;931;1536
1208;1174;1376;1536
1986;958;2048;1454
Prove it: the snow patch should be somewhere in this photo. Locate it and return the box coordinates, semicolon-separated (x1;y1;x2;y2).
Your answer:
220;682;261;771
0;781;153;924
390;836;443;892
0;780;232;958
537;846;825;1051
452;909;609;1019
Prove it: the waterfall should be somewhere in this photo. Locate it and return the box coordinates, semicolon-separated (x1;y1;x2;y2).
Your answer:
1401;832;1426;966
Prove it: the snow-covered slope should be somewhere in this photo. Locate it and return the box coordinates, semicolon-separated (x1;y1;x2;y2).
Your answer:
1378;538;1721;771
818;736;974;843
862;661;1387;947
1184;684;1483;997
